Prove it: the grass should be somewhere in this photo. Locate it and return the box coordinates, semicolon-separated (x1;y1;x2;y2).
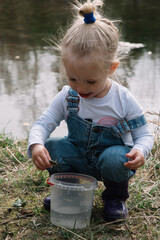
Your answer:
0;125;160;240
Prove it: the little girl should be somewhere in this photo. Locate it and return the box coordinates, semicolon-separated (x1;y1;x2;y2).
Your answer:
27;0;153;220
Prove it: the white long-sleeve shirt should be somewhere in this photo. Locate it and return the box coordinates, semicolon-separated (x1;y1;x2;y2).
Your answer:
28;81;153;158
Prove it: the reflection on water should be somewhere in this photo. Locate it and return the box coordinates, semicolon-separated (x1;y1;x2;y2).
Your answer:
126;51;160;111
0;0;160;138
0;45;59;138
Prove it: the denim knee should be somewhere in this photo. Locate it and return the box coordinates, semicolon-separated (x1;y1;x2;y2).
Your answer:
97;145;135;183
45;137;64;159
45;137;74;174
45;137;94;175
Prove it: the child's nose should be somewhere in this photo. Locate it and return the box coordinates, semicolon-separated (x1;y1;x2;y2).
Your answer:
77;85;87;93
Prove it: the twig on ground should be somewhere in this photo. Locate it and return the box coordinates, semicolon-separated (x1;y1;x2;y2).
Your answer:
15;223;30;239
6;147;23;165
124;223;134;240
90;218;126;230
58;225;87;240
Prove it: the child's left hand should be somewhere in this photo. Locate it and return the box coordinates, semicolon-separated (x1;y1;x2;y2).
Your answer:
124;149;145;170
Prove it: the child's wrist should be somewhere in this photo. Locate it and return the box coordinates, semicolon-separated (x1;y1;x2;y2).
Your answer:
30;143;43;152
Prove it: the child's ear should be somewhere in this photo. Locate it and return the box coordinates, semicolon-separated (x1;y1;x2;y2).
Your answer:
110;61;119;74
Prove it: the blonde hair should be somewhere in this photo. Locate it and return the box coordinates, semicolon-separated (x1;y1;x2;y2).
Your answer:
60;0;120;67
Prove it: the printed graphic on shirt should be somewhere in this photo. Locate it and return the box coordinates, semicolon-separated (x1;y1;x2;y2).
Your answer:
97;116;118;126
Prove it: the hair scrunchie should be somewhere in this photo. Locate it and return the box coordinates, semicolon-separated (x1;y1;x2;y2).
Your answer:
84;12;96;24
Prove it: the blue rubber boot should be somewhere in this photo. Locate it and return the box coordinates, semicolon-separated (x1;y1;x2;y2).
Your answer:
102;179;129;221
43;196;51;211
103;199;128;221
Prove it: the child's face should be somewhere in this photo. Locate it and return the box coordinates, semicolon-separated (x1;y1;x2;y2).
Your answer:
63;49;111;98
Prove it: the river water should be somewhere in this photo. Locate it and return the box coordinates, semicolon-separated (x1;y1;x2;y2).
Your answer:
0;0;160;139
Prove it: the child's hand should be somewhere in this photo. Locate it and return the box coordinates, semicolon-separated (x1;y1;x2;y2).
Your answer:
124;149;145;170
31;144;52;170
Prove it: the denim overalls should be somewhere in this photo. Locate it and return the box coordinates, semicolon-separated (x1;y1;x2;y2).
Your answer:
45;88;147;183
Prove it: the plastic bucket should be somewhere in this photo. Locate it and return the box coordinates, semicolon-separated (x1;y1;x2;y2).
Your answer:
47;172;98;229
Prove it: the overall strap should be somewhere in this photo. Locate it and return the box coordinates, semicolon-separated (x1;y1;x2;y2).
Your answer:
111;115;147;135
66;88;80;113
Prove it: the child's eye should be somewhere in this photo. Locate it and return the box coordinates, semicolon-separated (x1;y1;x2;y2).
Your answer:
87;81;96;85
69;78;76;82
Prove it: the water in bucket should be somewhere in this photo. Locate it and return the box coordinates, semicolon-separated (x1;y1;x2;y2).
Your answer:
48;173;98;229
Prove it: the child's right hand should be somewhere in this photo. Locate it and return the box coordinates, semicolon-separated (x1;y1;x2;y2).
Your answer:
31;144;52;170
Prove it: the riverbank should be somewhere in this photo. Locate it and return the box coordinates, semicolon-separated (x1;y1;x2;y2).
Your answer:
0;132;159;240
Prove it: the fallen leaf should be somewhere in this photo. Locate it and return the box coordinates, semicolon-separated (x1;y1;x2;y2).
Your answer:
108;225;126;231
21;209;34;216
13;197;26;207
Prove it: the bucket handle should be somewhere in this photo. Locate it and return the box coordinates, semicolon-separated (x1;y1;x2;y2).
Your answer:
47;178;54;186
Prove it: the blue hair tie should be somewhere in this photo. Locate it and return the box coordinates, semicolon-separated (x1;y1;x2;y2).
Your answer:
84;11;96;24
